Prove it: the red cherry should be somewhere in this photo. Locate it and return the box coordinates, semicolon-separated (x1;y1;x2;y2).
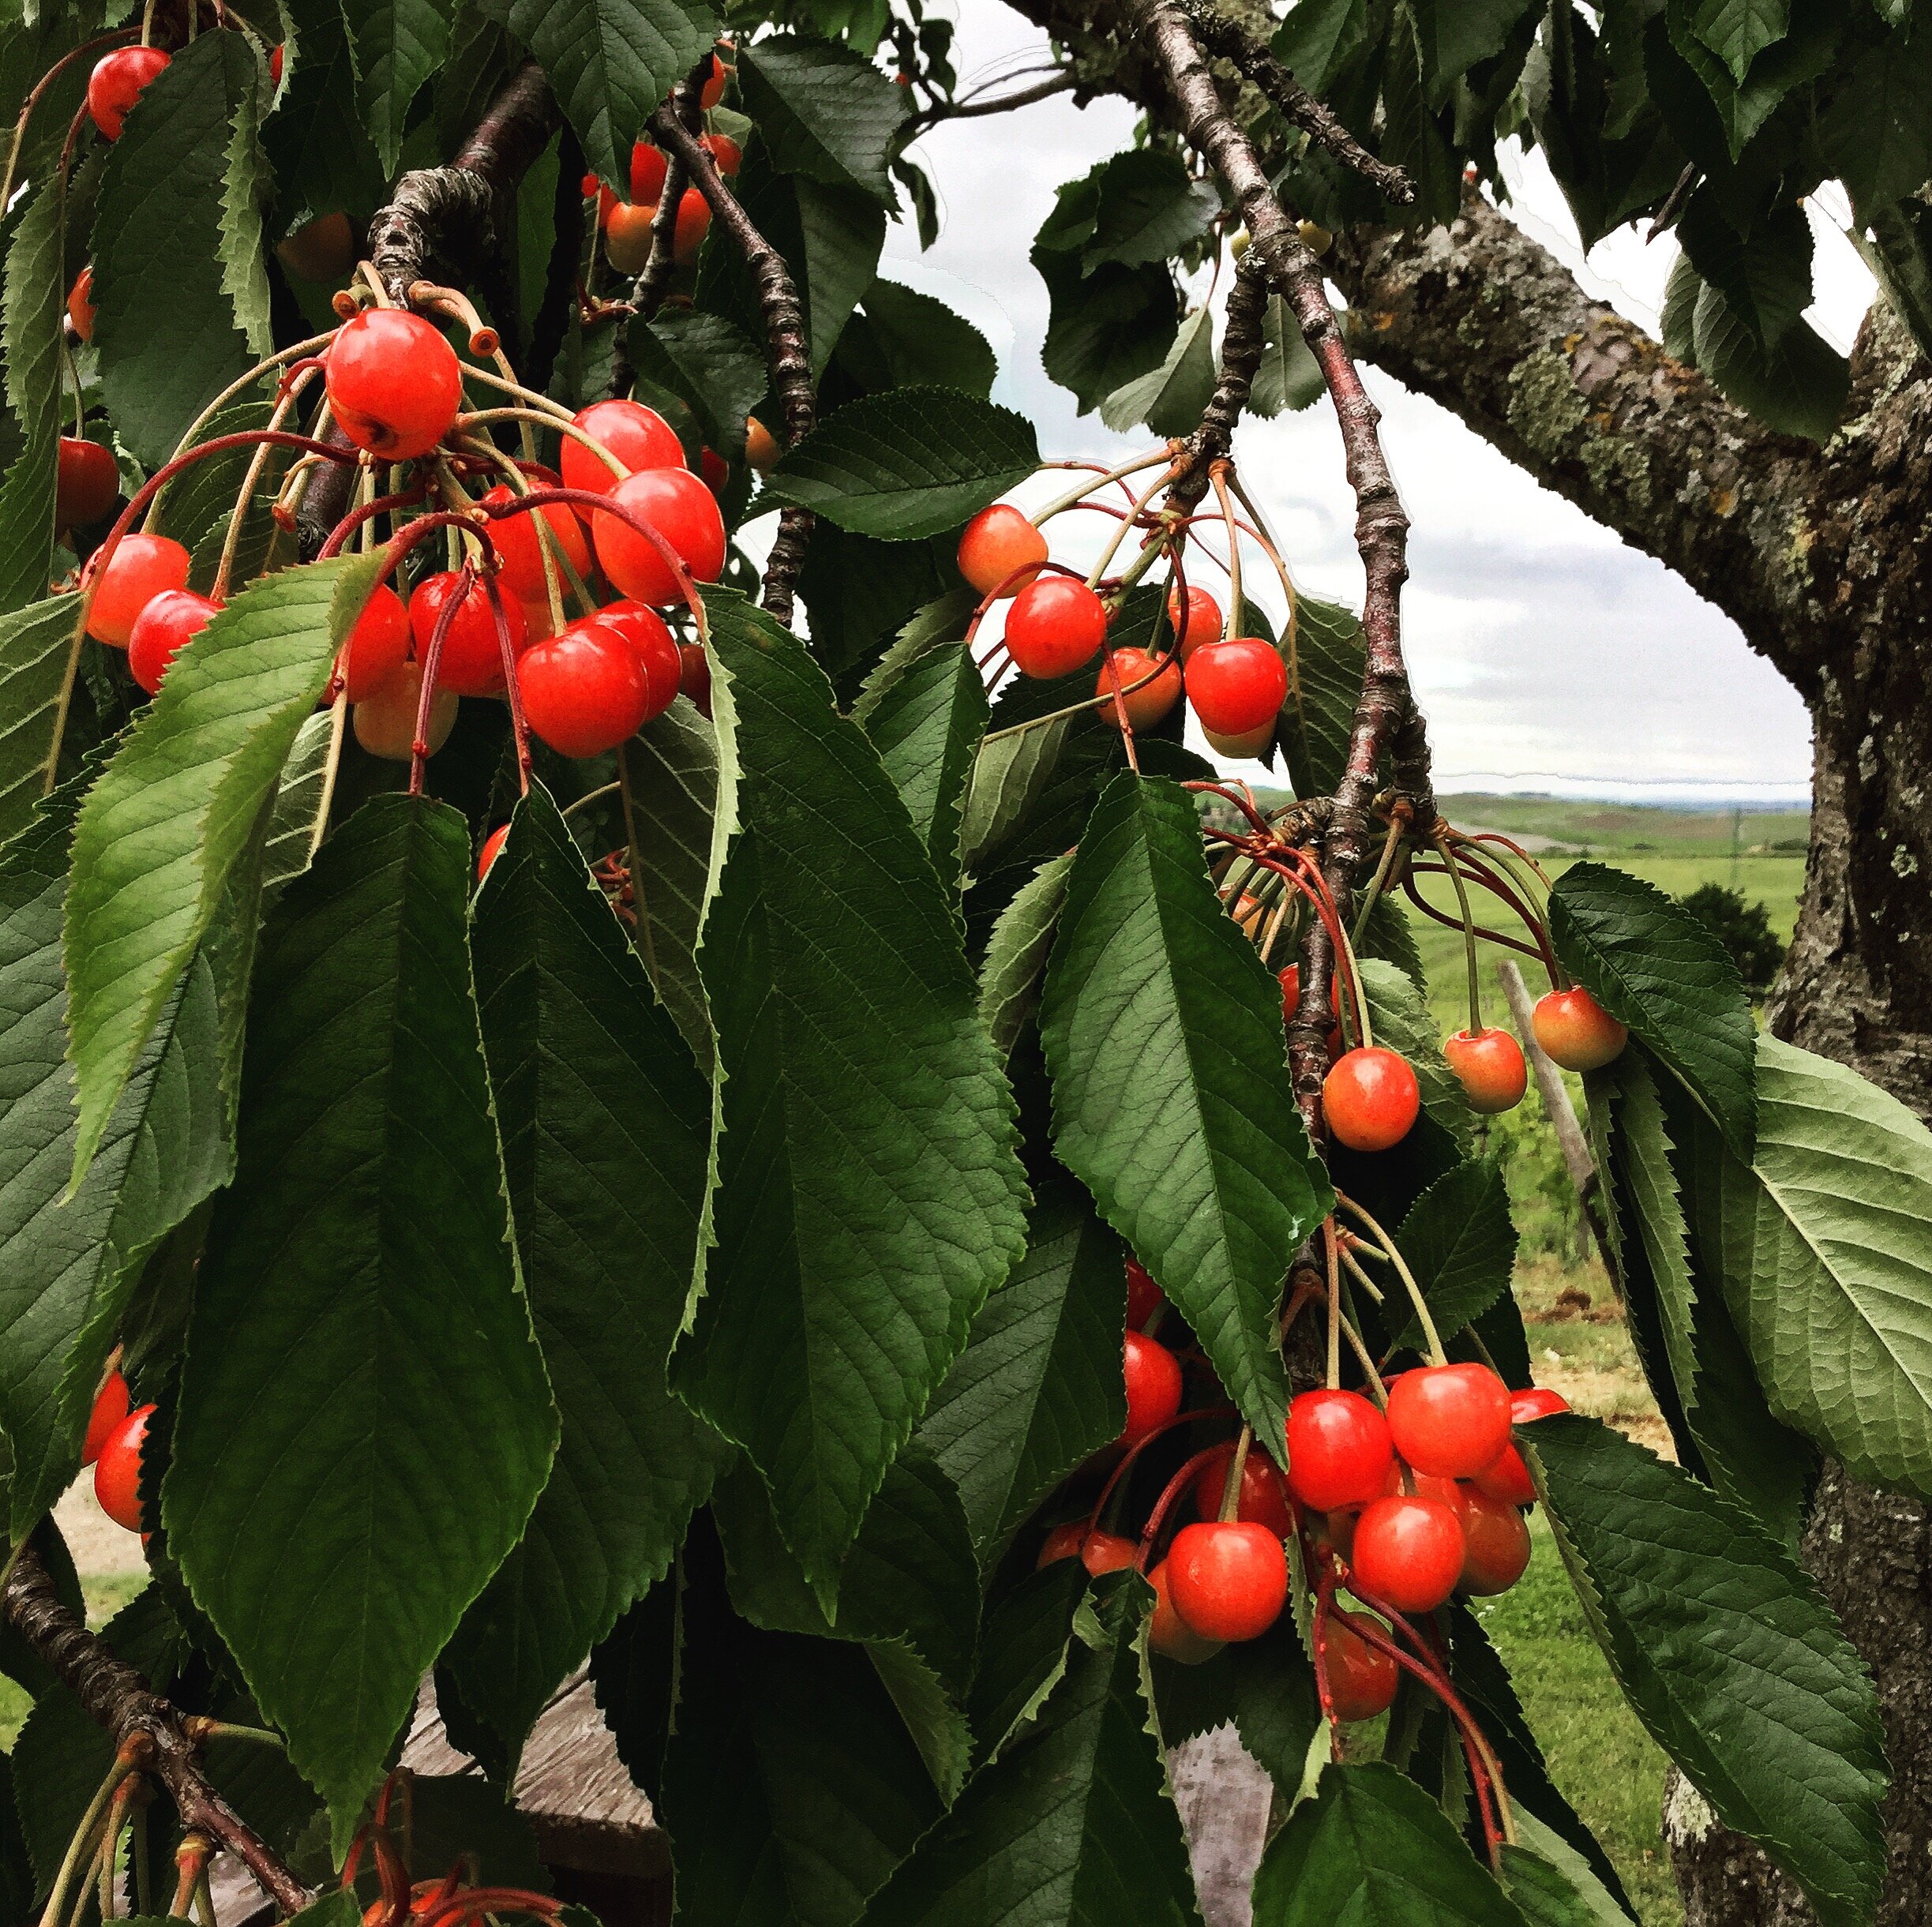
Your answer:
268;42;284;85
1349;1493;1465;1614
1458;1485;1532;1595
603;202;656;276
127;589;219;694
1122;1329;1182;1443
478;824;509;881
56;437;118;529
703;132;742;177
480;486;591;603
673;188;710;265
594;467;726;606
1094;647;1181;729
1037;1519;1090;1569
1167;1520;1288;1641
1004;576;1108;679
353;661;458;760
591;601;682;717
88;47;171;140
1279;963;1300;1023
1149;1559;1223;1664
561;399;685;496
69;266;96;343
82;532;190;647
93;1403;157;1532
1124;1254;1164;1329
276;211;357;285
699;51;728;108
1166;583;1222;659
700;447;729;495
679;643;711;717
340;583;411;701
408;572;528;698
1322;1608;1399;1721
1080;1529;1137;1576
1286;1388;1393;1511
1443;1027;1528;1114
1322;1047;1420;1153
956;504;1046;598
81;1370;130;1468
1186;637;1288;756
1191;1445;1294;1537
1532;987;1628;1071
586;176;618;223
520;619;653;758
325;309;462;463
631;140;669;206
1386;1363;1513;1478
1472;1388;1570;1505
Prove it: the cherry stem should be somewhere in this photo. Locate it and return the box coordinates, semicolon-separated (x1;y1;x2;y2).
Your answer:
1135;1445;1232;1571
482;572;533;793
0;28;141;209
1086;1402;1237;1531
1349;808;1410;947
1218;1424;1253;1523
1334;1190;1444;1366
1436;838;1562;980
1209;465;1244;640
1083;466;1172;590
1323;1220;1343;1389
1028;448;1175;527
1401;865;1553;975
1433;832;1484;1034
410;562;471;796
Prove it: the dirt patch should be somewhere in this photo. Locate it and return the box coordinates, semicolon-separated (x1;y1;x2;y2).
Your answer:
54;1475;146;1580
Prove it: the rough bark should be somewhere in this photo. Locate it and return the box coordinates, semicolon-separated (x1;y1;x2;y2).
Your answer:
1326;188;1932;1927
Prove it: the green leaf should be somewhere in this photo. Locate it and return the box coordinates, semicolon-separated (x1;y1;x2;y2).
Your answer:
1064;150;1219;272
163;793;557;1850
1689;281;1848;441
958;714;1072;875
1039;772;1333;1455
1549;860;1756;1158
1034;249;1177;416
441;783;726;1760
1677;196;1810;347
860;1571;1202;1927
1386;1158;1517;1355
1248;294;1325;417
63;554;381;1185
590;1573;679;1806
91;32;257;469
342;0;451;174
977;853;1073;1063
766;386;1040;540
1661;0;1838;159
737;36;909;204
964;1559;1086;1768
1253;1760;1530;1925
1688;0;1789;81
617;695;735;1067
839;281;998;399
673;592;1030;1594
0;180;66;617
802;539;971;692
1274;593;1364;800
0;793;231;1539
1153;1612;1320;1795
1820;27;1932;208
1500;1840;1625;1927
261;2;387;225
486;0;717;184
218;46;275;356
0;596;81;845
1529;1412;1887;1927
855;639;985;891
915;1183;1127;1567
1100;304;1215;437
662;1528;946;1927
628;308;768;458
259;707;340;892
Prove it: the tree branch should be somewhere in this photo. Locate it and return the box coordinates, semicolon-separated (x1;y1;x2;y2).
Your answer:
2;1543;309;1915
635;76;700;320
1175;0;1414;205
1169;249;1268;512
909;70;1079;127
648;103;818;628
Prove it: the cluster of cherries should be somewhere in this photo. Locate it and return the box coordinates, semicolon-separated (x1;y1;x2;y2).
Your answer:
1045;1260;1567;1722
589;54;737;275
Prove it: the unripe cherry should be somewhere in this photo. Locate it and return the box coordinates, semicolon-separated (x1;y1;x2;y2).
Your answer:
1095;647;1180;729
93;1403;157;1532
603;202;656;276
82;532;190;646
1443;1026;1528;1113
276;212;356;284
1191;1444;1294;1537
1149;1559;1223;1664
353;661;458;761
1349;1493;1465;1614
128;589;219;694
1322;1607;1398;1721
1386;1363;1514;1479
408;572;528;697
340;583;412;701
1322;1046;1421;1152
479;486;592;603
81;1370;131;1468
1005;576;1107;679
1457;1485;1532;1595
592;600;683;718
88;47;171;141
593;467;726;606
1286;1387;1393;1511
561;399;685;496
1167;1520;1289;1641
1080;1529;1137;1576
519;619;654;758
1166;583;1222;659
957;504;1047;598
1185;637;1287;757
477;824;509;882
1124;1254;1164;1329
679;643;711;717
1472;1387;1569;1506
1532;986;1628;1071
673;188;710;265
326;309;463;463
745;418;780;474
68;266;96;343
56;437;119;530
631;140;669;206
1121;1329;1182;1443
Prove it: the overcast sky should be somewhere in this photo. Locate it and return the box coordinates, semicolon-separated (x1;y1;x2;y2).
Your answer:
841;0;1861;803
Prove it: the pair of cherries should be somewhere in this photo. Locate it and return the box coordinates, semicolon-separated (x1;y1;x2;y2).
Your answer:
81;1369;153;1535
79;531;214;693
597;114;739;274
